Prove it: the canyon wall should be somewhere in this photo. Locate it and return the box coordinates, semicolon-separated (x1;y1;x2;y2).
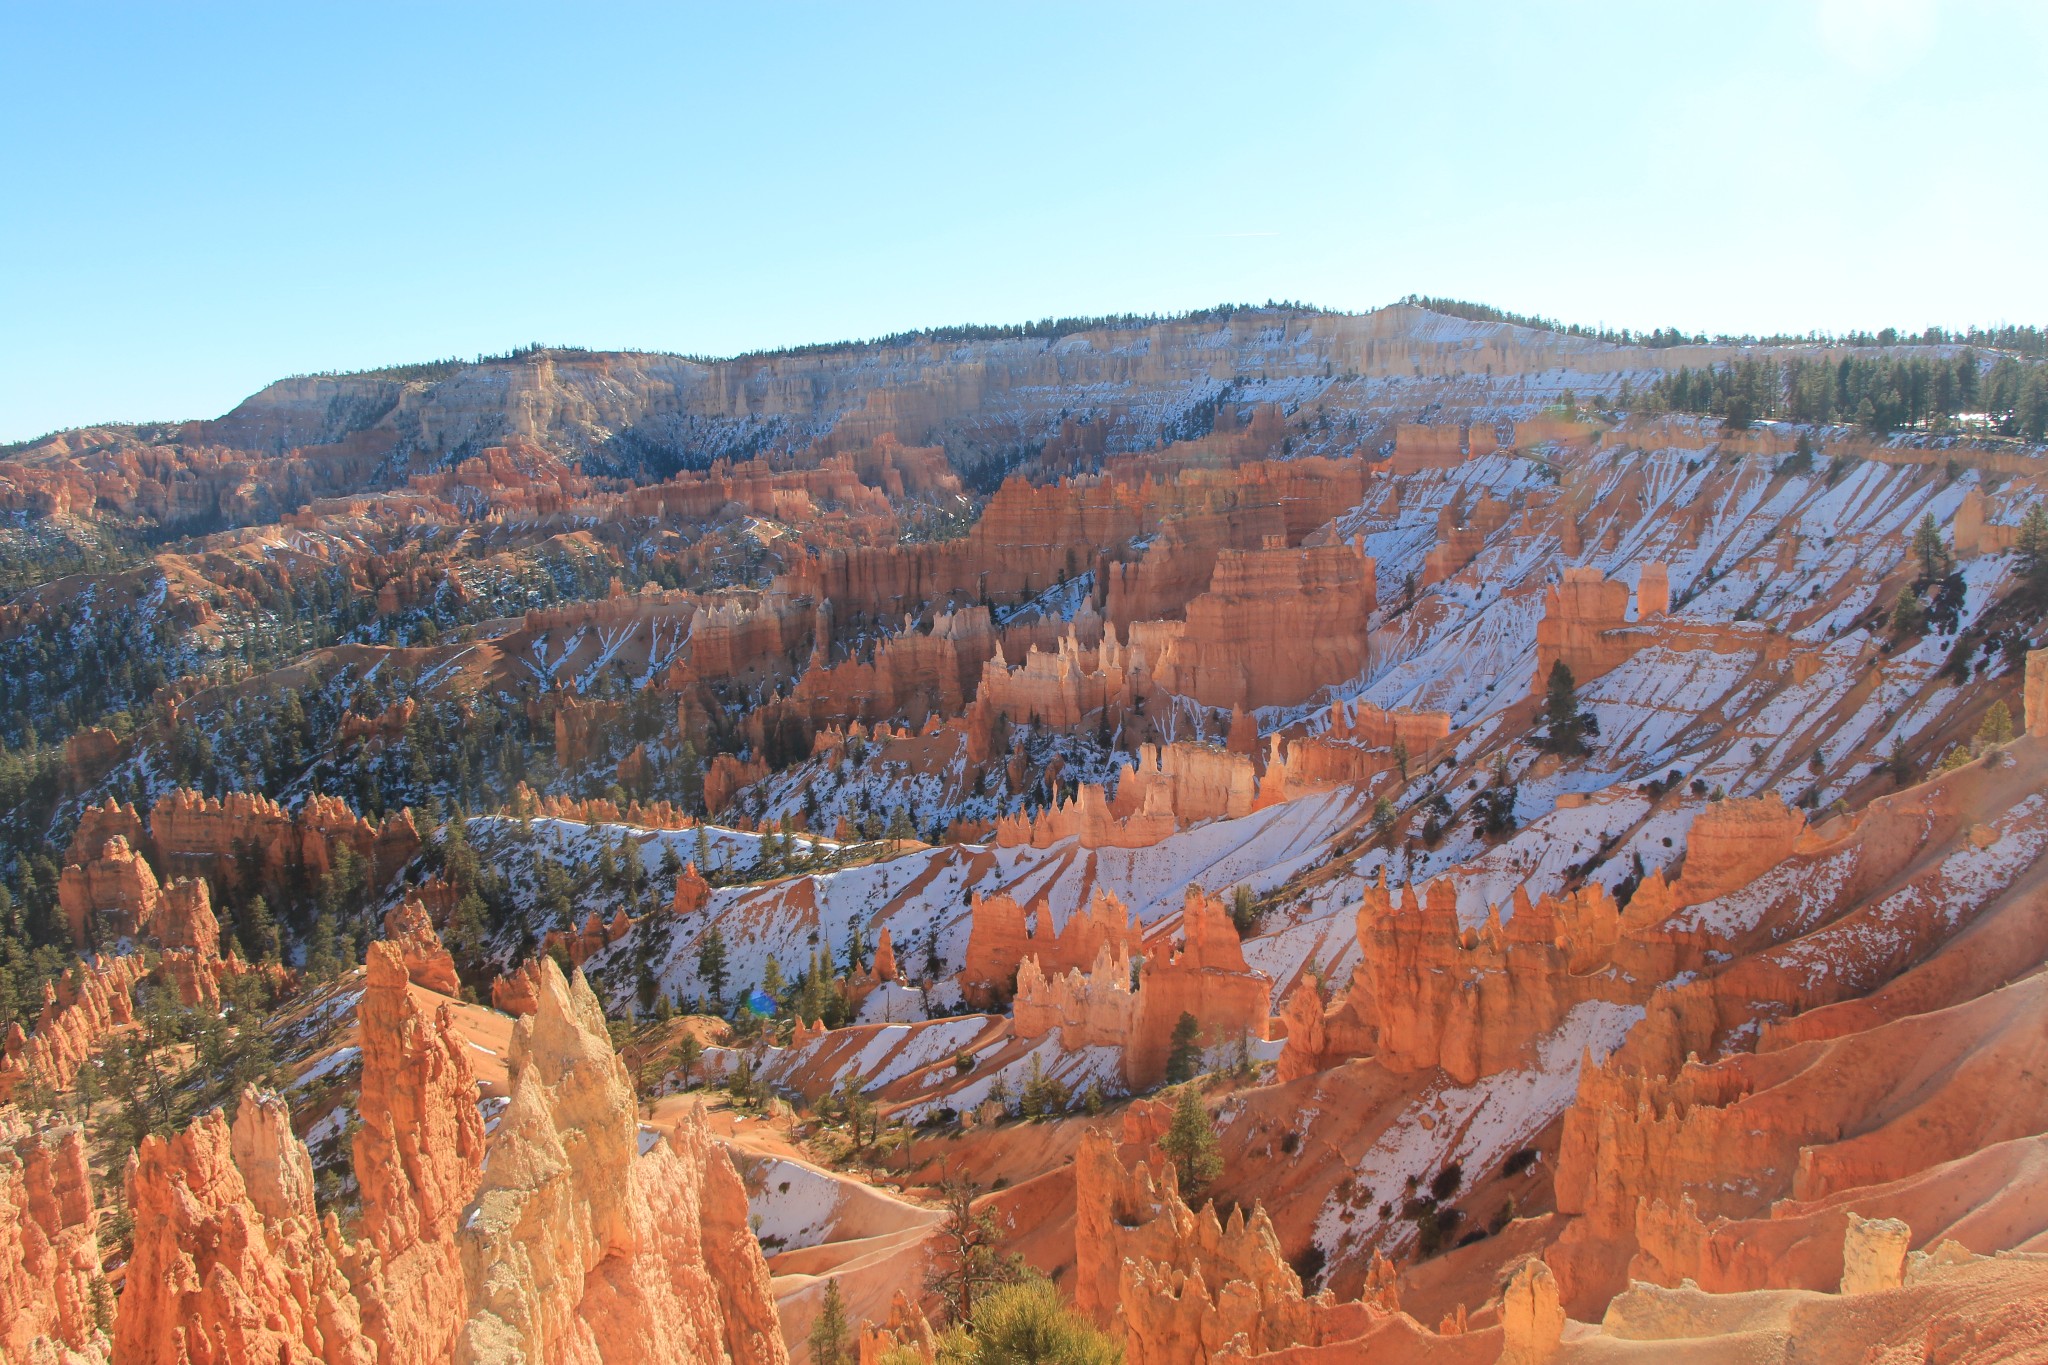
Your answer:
993;742;1261;850
958;888;1142;1007
1420;493;1511;586
1531;562;1763;695
1153;540;1376;711
1666;794;1806;907
750;605;998;745
778;474;1146;621
971;610;1152;740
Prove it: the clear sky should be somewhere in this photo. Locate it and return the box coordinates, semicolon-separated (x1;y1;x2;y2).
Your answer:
3;1;2044;441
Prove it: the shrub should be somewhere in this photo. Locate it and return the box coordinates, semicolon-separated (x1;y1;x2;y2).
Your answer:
940;1277;1119;1365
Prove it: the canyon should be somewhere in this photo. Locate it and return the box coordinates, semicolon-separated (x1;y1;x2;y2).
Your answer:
3;301;2047;1364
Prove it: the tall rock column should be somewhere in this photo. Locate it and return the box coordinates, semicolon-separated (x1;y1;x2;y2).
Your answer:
457;956;788;1365
346;941;487;1365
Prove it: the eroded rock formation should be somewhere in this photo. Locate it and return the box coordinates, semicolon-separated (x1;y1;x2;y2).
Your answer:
1074;1128;1331;1364
1152;540;1376;711
57;833;162;947
381;897;463;997
147;788;420;888
958;888;1143;1006
0;1121;109;1364
346;942;486;1365
457;957;787;1365
1011;888;1271;1088
0;955;145;1102
114;1091;374;1365
1667;793;1806;906
669;861;712;917
105;946;787;1365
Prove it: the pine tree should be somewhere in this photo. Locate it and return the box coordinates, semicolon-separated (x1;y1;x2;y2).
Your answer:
1978;700;2014;747
960;1280;1121;1365
1164;1011;1203;1085
305;913;345;982
317;843;367;928
808;1278;850;1365
1885;737;1915;786
1889;588;1927;637
1913;513;1954;583
451;882;488;947
674;1031;703;1089
2017;505;2048;600
73;1056;101;1123
536;851;576;923
696;927;729;1006
1160;1083;1223;1197
1538;661;1598;756
1475;752;1519;838
239;893;280;964
922;1179;1021;1326
1228;885;1259;935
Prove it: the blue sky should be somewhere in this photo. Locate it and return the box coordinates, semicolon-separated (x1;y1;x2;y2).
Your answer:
3;1;2043;440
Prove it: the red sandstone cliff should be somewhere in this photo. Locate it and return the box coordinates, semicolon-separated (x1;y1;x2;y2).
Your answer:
1009;888;1272;1089
958;888;1143;1006
1153;540;1376;711
1074;1127;1340;1364
147;788;420;889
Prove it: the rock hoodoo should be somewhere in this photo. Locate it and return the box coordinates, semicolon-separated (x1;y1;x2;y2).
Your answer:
347;942;487;1365
1011;887;1271;1089
380;896;463;997
0;1121;108;1363
114;1091;374;1365
456;956;786;1365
